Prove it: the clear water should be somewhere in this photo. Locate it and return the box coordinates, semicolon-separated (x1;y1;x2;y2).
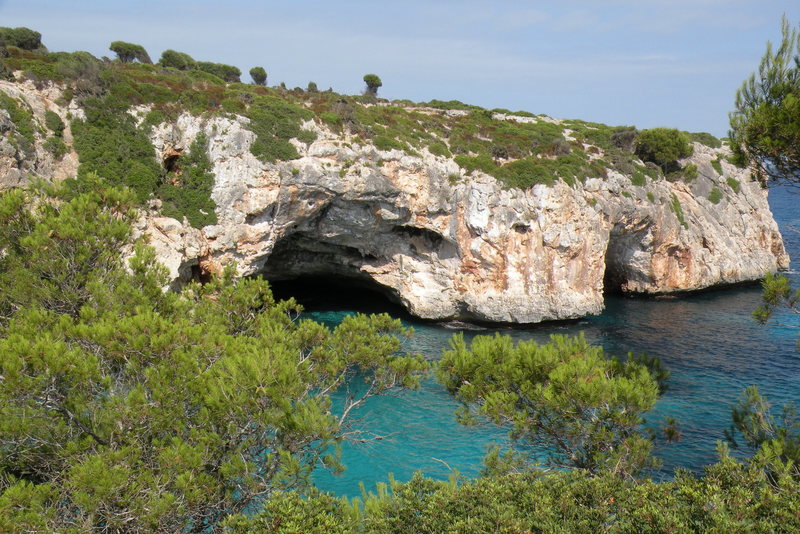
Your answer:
283;184;800;498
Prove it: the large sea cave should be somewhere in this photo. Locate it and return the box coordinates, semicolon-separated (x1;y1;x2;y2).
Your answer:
260;231;413;318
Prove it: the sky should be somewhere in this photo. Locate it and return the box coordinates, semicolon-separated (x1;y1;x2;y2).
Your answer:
1;0;798;136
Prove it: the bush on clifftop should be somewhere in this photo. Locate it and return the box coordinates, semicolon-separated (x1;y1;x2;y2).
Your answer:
158;49;197;70
0;27;45;52
250;66;267;86
109;41;152;64
634;127;693;172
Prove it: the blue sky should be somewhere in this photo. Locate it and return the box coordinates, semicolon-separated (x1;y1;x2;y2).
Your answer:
1;0;797;136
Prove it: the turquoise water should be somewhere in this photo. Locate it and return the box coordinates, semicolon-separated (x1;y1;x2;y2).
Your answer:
279;184;800;498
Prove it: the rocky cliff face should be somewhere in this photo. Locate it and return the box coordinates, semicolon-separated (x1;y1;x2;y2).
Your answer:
138;112;787;323
0;80;790;323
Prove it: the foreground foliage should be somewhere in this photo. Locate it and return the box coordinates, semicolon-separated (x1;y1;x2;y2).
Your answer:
437;333;667;478
227;448;800;533
0;181;427;532
726;385;800;481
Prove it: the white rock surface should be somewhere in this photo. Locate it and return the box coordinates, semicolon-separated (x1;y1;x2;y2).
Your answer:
139;115;787;323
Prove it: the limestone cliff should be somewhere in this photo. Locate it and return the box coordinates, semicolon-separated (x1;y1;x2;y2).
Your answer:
0;79;789;323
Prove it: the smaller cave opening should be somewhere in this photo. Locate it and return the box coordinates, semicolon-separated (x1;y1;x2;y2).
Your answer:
602;219;657;296
267;275;415;319
190;262;213;284
162;148;183;173
603;264;627;295
392;225;444;247
603;232;635;296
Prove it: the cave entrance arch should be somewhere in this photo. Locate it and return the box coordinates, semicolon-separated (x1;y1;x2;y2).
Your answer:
258;232;412;318
603;221;652;295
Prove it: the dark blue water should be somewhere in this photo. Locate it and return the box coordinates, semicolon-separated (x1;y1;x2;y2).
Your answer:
300;184;800;497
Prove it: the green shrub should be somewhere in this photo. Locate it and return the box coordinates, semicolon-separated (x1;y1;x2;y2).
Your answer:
196;61;241;83
0;91;37;157
373;135;404;151
670;193;689;229
454;154;497;176
231;457;800;534
682;163;698;182
224;490;355;533
687;131;722;148
245;96;313;162
158;49;196;70
296;129;317;144
221;97;245;114
44;136;68;159
53;51;104;96
427;141;451;157
319;111;342;129
249;66;267;86
647;191;656;203
157;132;218;227
185;68;225;86
71;93;162;203
141;108;168;131
610;126;638;151
424;99;479;111
109;41;151;64
708;187;723;204
496;157;557;188
630;169;647;186
44;110;64;135
0;27;44;51
635;128;693;171
711;156;724;175
363;73;382;96
727;177;742;193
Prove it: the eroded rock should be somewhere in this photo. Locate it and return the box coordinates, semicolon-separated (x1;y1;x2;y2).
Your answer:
140;115;788;323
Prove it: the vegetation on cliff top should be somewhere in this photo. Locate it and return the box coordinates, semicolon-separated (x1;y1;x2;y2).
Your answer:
0;27;728;227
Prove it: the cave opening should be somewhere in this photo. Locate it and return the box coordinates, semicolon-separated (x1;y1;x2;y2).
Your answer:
267;275;414;318
603;249;627;295
259;231;413;318
602;230;635;296
163;149;183;173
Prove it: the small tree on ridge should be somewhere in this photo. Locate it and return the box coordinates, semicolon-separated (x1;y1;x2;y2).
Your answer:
363;73;382;97
109;41;152;64
250;66;267;86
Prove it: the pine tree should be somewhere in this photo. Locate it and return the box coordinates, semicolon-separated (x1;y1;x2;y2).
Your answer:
729;16;800;183
437;332;667;478
0;180;428;530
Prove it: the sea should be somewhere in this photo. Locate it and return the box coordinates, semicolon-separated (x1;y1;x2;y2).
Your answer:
273;183;800;498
